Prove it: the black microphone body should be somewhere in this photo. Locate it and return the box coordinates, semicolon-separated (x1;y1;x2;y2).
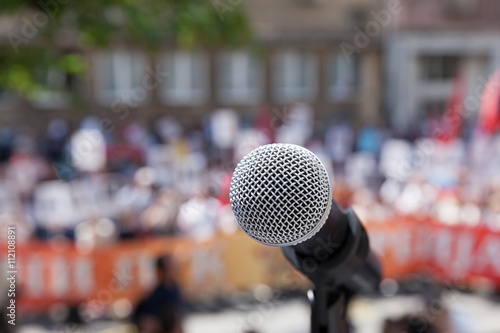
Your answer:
282;200;381;333
283;199;381;293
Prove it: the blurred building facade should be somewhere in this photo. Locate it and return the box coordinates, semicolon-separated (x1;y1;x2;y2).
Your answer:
86;0;385;129
385;0;500;132
243;0;383;126
3;0;500;132
0;0;383;130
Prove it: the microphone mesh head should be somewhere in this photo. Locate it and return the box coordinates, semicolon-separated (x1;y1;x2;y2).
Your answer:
229;144;332;246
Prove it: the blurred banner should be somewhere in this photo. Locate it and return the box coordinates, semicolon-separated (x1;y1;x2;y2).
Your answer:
2;219;500;315
365;218;500;287
3;232;298;316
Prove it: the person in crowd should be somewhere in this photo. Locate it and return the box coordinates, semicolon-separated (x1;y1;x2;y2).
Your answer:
2;114;500;239
133;255;184;333
325;121;354;178
356;125;383;157
140;188;180;236
176;188;221;241
41;118;69;163
0;128;13;164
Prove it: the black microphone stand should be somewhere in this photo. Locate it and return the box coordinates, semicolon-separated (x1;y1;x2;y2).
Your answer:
308;285;350;333
282;208;381;333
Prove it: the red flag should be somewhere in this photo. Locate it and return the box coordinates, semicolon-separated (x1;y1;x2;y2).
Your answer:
478;69;500;135
254;104;276;143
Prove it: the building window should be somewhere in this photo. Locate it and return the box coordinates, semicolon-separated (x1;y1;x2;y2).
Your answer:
218;51;262;105
95;51;148;105
420;55;460;81
0;89;15;111
422;100;447;115
160;51;208;105
29;67;71;109
274;51;317;103
349;9;370;27
445;0;477;16
0;90;8;102
328;53;361;101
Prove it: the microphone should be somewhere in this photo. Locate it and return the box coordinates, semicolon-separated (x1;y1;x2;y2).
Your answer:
229;143;381;293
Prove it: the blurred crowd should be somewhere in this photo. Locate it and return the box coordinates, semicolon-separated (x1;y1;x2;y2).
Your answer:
1;103;500;249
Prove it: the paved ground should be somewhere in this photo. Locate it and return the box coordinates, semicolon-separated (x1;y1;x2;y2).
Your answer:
18;292;500;333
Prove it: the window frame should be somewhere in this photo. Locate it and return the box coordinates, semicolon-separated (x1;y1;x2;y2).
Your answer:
273;50;318;103
217;50;262;105
159;50;209;106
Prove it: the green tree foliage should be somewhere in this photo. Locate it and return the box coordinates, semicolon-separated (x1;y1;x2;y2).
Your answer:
0;0;253;98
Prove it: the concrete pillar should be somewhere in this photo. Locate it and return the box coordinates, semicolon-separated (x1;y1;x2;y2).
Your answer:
361;50;381;125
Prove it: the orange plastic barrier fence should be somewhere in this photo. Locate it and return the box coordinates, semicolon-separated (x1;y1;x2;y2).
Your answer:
2;218;500;315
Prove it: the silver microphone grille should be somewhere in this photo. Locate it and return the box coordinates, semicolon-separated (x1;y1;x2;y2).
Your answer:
229;143;332;246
